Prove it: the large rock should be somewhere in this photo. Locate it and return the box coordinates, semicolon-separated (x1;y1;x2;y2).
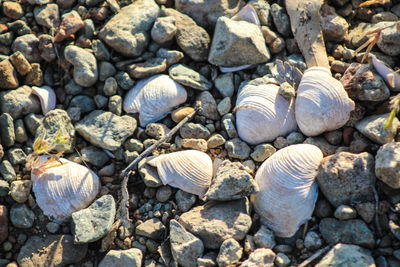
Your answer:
0;86;41;119
355;113;399;145
315;243;375;267
0;60;19;90
75;110;136;151
98;0;160;57
17;235;87;267
64;45;98;87
375;142;400;189
317;152;376;207
209;16;270;66
98;248;142;267
179;198;252;249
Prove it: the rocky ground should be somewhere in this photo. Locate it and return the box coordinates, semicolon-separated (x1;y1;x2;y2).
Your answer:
0;0;400;266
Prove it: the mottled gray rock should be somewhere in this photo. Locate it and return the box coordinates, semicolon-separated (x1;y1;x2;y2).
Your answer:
170;219;204;267
72;195;116;244
315;243;374;267
75;110;136;151
135;218;166;240
304;231;322;250
225;138;251;160
180;122;210;139
33;4;60;29
145;123;170;140
10;180;32;203
251;144;275;162
209;16;270;66
92;39;111;61
286;131;305;145
0;86;41;119
169;64;212;91
98;249;142;267
138;158;163;187
151;16;177;44
11;34;40;62
240;248;275;267
207;133;226;148
124;138;143;153
17;235;87;267
375;142;400;189
197;91;219;120
99;62;116;82
270;4;290;37
99;0;159;57
215;72;234;97
0;113;15;147
205;160;258;201
377;23;400;56
69;96;96;114
320;5;348;42
334;205;357;220
355;202;375;224
156;48;184;66
217;97;231;116
156;186;172;202
179;198;252;249
347;22;393;48
355;113;399;145
64;45;98;87
317;152;376;207
304;136;337;156
319;218;375;248
217;238;243;267
254;225;276;249
10;204;34;229
80;146;109;167
175;190;196;212
222;117;237;138
0;160;16;182
275;253;291;267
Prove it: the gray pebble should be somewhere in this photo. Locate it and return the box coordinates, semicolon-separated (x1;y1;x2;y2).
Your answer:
0;180;9;197
103;77;118;96
65;80;83;96
0;113;15;147
207;133;226;148
217;238;243;266
180;123;210;139
115;71;134;90
99;61;117;82
304;231;322;250
46;222;60;233
156;186;172;202
108;95;122;116
94;95;108;109
80;146;109;167
92;39;111;61
151;16;177;44
8;147;26;165
10;204;35;229
217;97;231;116
254;225;276;249
225;138;251;160
334;204;357;220
251;144;276;162
175;190;196;212
0;160;17;182
271;4;290;37
14;119;28;143
215;73;234;97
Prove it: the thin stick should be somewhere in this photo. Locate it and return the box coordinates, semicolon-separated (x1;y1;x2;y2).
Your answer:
297;245;332;267
372;186;382;237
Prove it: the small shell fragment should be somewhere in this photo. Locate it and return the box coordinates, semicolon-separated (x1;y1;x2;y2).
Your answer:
372;56;400;91
32;86;57;115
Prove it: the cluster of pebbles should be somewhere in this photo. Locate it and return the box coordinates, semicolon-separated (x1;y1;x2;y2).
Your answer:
0;0;400;266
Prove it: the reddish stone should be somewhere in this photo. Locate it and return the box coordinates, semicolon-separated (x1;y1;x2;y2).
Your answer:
54;11;84;42
0;205;8;244
0;59;19;90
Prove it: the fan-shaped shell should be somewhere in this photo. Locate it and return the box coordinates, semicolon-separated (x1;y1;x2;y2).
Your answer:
235;83;297;145
123;74;187;127
372;56;400;91
251;144;323;237
147;150;213;198
295;67;355;136
32;86;56;115
30;155;100;221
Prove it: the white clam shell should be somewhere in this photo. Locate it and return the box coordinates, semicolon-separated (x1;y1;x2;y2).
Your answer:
147;150;213;198
251;144;323;237
235;83;297;145
31;155;100;221
295;67;355;136
123;74;187;127
32;86;56;115
372;56;400;91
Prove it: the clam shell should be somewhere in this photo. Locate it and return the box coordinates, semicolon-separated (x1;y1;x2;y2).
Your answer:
147;150;213;198
32;86;56;115
372;56;400;91
31;155;100;221
251;144;323;237
295;67;355;136
235;83;297;145
123;74;187;127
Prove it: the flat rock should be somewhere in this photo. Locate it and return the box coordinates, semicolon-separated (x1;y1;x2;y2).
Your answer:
170;219;204;267
138;158;163;187
98;248;142;267
355;113;399;145
205;160;259;201
135;218;166;240
169;64;212;91
376;142;400;189
179;198;252;249
17;235;88;267
315;243;374;267
72;195;116;244
209;16;270;67
317;152;376;207
319;218;375;248
240;248;275;267
80;146;109;167
64;45;98;87
180;122;210;139
0;59;19;90
75;110;136;151
98;0;160;57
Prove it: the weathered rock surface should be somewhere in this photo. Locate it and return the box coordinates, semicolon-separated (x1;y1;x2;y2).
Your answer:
0;60;19;90
355;113;399;145
98;248;142;267
315;243;375;267
240;248;276;267
0;86;41;119
375;142;400;189
64;45;98;87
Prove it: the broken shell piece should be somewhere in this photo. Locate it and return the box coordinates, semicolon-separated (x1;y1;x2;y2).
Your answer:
295;67;355;136
32;86;56;115
251;144;323;237
235;83;297;145
372;56;400;91
30;155;100;221
147;150;213;198
123;74;187;127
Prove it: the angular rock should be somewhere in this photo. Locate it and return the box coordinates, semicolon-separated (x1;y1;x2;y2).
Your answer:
17;235;87;267
304;231;323;250
135;218;166;240
64;45;98;87
0;160;16;182
98;0;160;57
225;138;251;160
11;34;40;62
175;190;196;212
54;11;83;42
80;146;109;167
197;91;219;120
34;4;60;29
254;225;276;249
317;152;376;207
2;1;24;19
138;158;163;187
75;110;136;151
9;51;32;76
320;5;348;42
179;198;252;249
377;23;400;56
205;160;259;201
207;133;226;148
270;3;290;37
250;144;275;162
217;238;243;266
180;122;210;139
215;72;234;97
169;64;212;91
99;249;142;267
240;248;275;267
355;113;399;145
0;60;19;90
375;142;400;189
315;243;374;267
151;16;177;44
156;48;184;66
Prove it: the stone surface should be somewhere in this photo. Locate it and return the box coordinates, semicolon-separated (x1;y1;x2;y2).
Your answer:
0;60;19;89
320;5;348;42
54;11;83;42
98;249;142;267
10;180;32;203
99;0;159;57
217;238;243;267
197;91;219;120
34;4;60;29
317;152;376;207
377;23;400;56
138;158;163;187
225;138;251;160
175;190;196;212
0;113;15;147
9;51;31;76
11;34;40;62
270;4;290;37
64;45;98;87
169;219;204;267
0;160;17;182
151;16;177;44
10;204;34;229
135;218;166;240
180;122;210;139
334;205;357;220
240;248;276;267
17;235;87;267
215;72;234;97
2;1;24;19
254;225;276;249
375;142;400;189
315;243;375;267
169;64;212;91
207;133;226;148
304;231;322;250
75;110;136;151
179;198;252;249
251;144;276;162
72;195;116;244
355;113;399;145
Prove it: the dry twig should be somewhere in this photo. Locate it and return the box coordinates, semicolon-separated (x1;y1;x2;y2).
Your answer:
297;244;333;267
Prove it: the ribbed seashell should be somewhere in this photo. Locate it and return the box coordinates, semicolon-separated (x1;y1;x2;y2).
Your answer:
251;144;323;237
295;67;355;136
123;74;187;127
372;56;400;91
235;83;297;145
147;150;213;198
32;86;56;115
30;155;100;221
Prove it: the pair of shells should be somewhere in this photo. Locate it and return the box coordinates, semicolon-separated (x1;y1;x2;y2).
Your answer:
251;144;323;237
30;155;100;221
147;150;213;199
123;74;187;127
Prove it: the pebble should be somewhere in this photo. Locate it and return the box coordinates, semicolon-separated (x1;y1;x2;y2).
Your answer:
145;123;170;140
46;222;60;233
0;113;15;147
54;11;84;42
179;198;252;249
128;57;167;79
324;130;343;145
254;225;276;249
355;113;399;145
180;122;210;139
69;95;96;114
240;248;276;267
315;243;374;267
197;91;219;120
92;39;111;62
317;152;376;207
209;16;270;66
76;110;137;151
0;180;9;197
207;133;226;148
273;137;288;149
389;220;400;241
99;62;116;82
175;190;196;212
9;51;31;76
135;218;166;240
156;186;172;202
14;119;28;143
278;82;295;99
181;138;208;152
34;4;60;29
320;5;348;42
251;144;276;162
151;16;177;44
217;238;243;266
80;146;109;167
215;73;235;98
0;160;17;182
138;158;163;187
286;131;305;144
0;205;8;243
334;204;357;220
108;95;122;115
64;45;98;87
25;63;43;86
169;64;212;91
377;23;400;56
10;204;35;229
170;219;204;267
270;4;290;37
2;1;24;19
375;142;400;189
124;138;144;153
275;253;290;267
304;231;323;250
11;34;40;62
171;107;194;123
222;117;237;138
249;0;271;26
355;202;375;224
225;138;251;160
0;60;19;89
304;137;337;156
217;97;231;116
319;218;375;248
10;180;32;203
38;35;56;62
156;48;184;66
205;160;259;201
